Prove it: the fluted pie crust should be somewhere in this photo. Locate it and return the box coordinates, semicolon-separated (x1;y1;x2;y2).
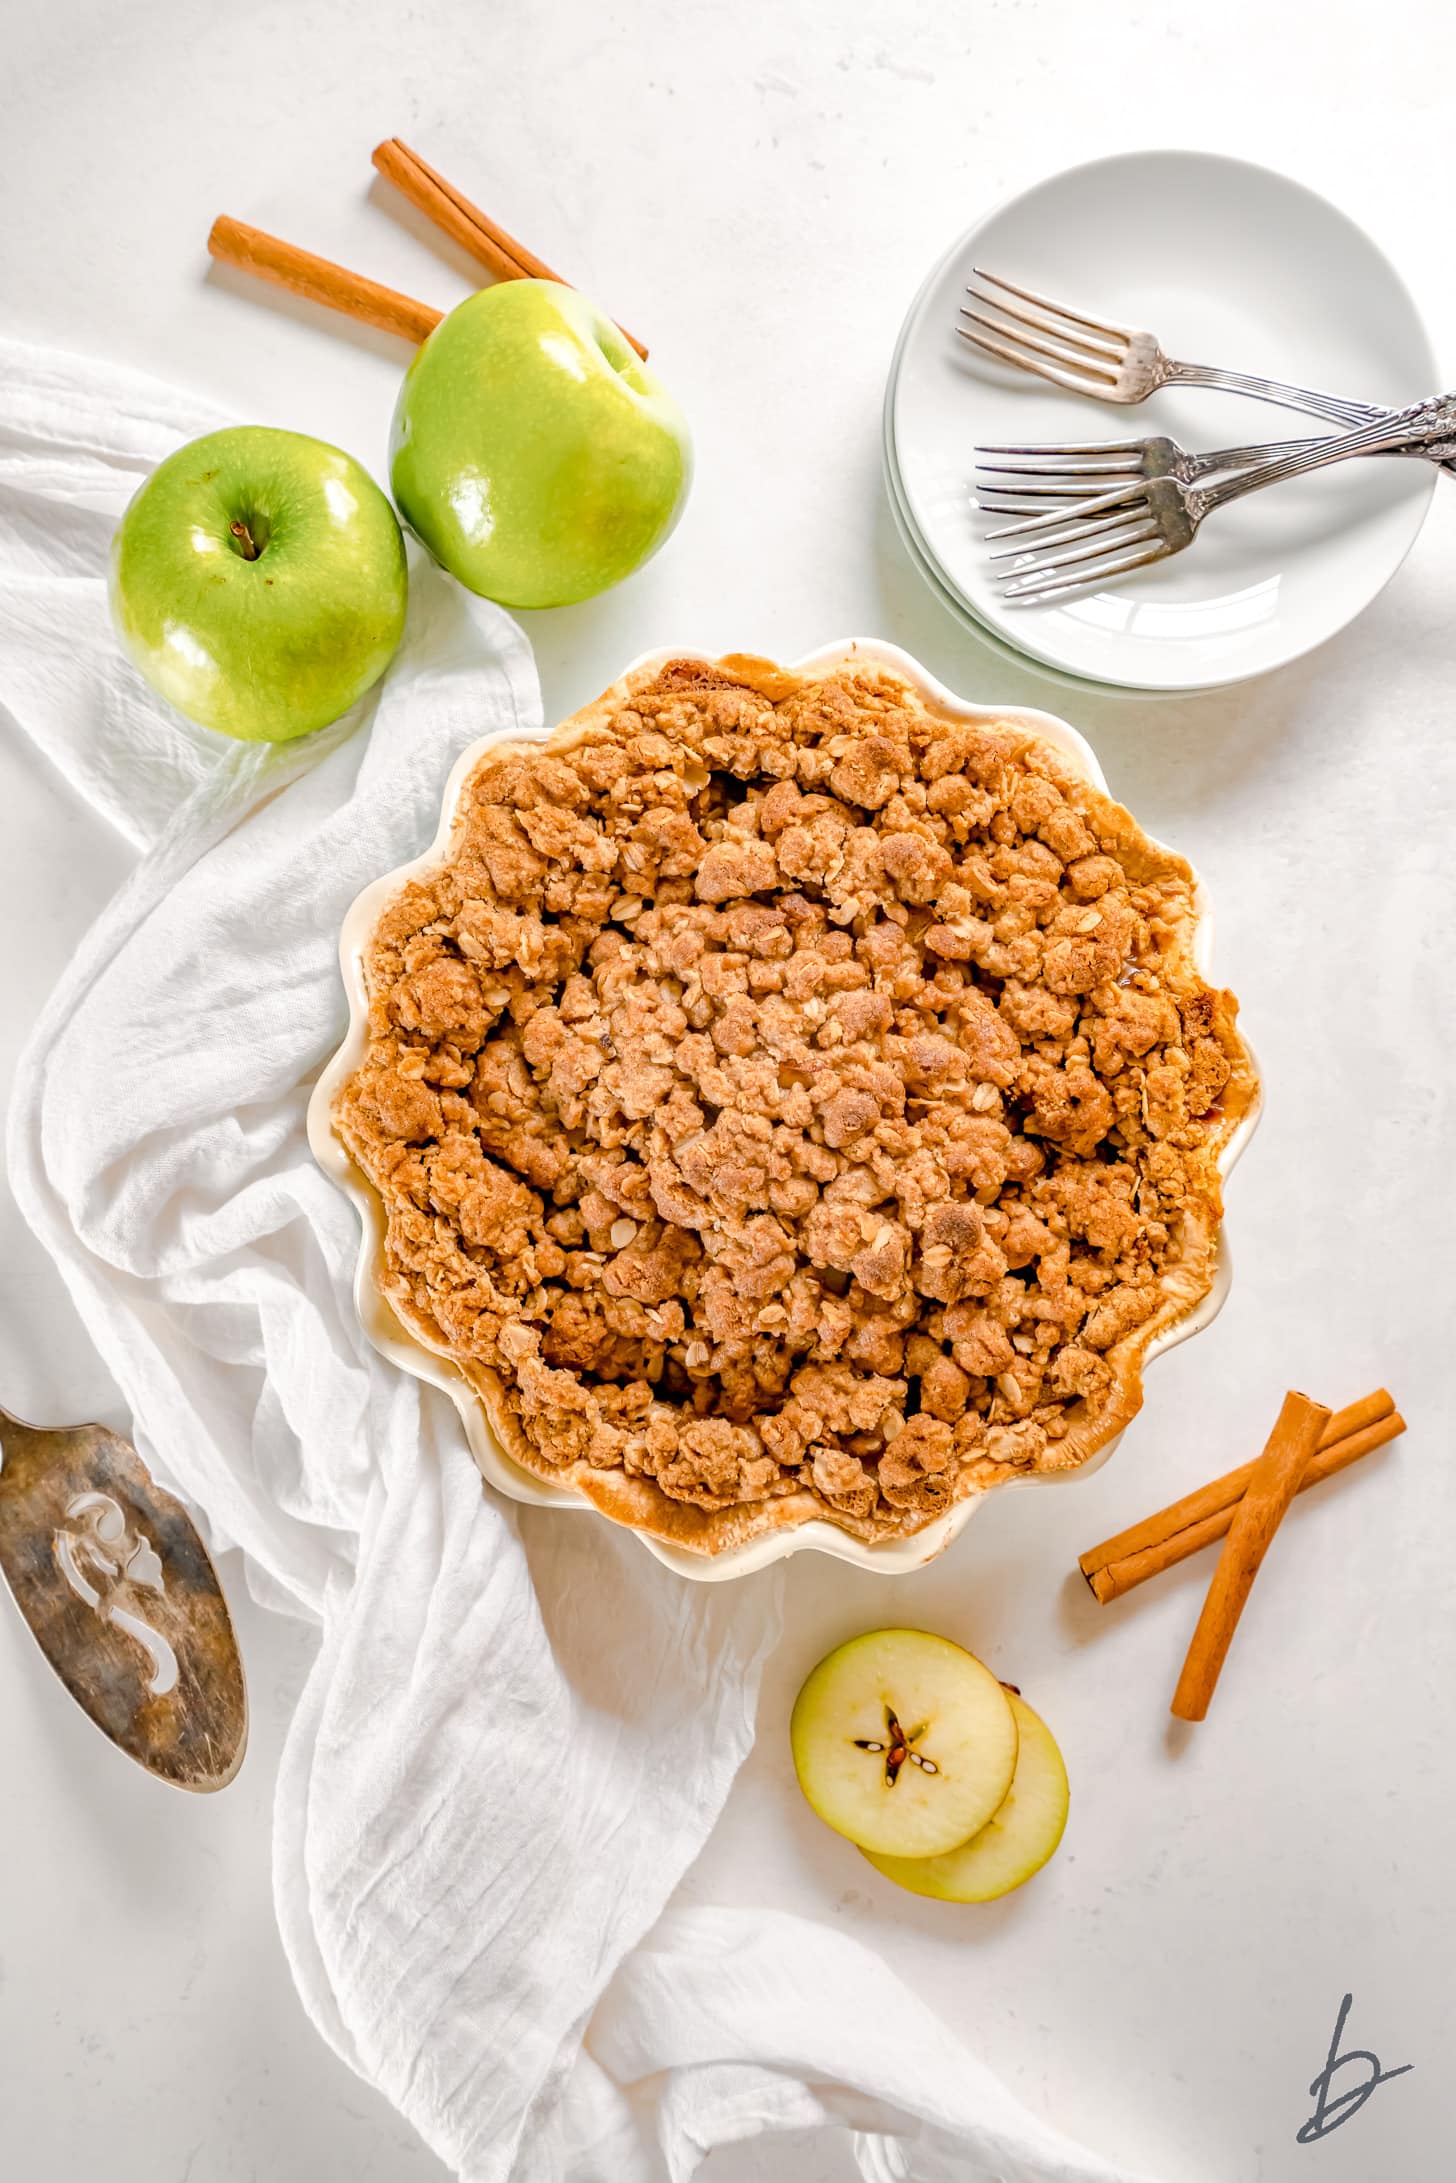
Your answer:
333;654;1257;1553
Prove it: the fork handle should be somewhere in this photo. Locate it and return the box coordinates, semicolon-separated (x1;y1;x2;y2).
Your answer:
1167;360;1392;430
1200;394;1456;513
1183;433;1448;482
1183;435;1328;480
1171;362;1456;482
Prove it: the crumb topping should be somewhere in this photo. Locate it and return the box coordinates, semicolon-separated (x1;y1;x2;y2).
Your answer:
334;659;1244;1544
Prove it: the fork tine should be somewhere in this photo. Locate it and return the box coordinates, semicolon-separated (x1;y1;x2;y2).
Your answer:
999;522;1164;579
976;490;1116;516
955;324;1112;397
977;485;1143;512
980;480;1148;541
959;306;1121;383
995;516;1162;581
999;539;1169;604
990;507;1158;565
977;486;1135;510
964;282;1125;365
977;488;1117;513
977;488;1124;511
974;453;1145;477
972;267;1135;342
977;484;1141;510
975;438;1144;456
988;510;1152;558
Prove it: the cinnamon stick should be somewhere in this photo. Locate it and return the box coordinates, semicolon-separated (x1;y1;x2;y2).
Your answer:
372;139;539;288
1080;1390;1401;1604
373;138;649;360
208;216;443;345
1088;1412;1403;1603
1170;1390;1330;1722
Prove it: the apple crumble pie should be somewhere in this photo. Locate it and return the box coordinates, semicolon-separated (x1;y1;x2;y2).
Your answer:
334;654;1256;1552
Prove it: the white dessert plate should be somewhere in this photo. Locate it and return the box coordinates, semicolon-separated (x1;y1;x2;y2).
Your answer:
882;415;1113;698
308;641;1260;1581
888;150;1439;692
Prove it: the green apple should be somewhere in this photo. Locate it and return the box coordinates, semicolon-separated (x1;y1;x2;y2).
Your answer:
863;1691;1070;1902
389;280;691;608
109;426;408;743
790;1629;1019;1859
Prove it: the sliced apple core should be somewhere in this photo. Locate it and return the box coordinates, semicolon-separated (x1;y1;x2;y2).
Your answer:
789;1628;1018;1858
863;1691;1069;1901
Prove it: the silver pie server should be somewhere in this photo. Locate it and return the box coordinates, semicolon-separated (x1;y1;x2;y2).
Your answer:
0;1401;247;1791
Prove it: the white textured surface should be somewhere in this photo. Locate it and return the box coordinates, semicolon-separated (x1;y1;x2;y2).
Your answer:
1;4;1452;2181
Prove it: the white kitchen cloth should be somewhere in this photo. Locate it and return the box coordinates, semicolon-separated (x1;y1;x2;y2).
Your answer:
1;335;1153;2183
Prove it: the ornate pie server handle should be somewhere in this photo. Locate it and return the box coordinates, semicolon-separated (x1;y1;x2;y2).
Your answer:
0;1404;246;1790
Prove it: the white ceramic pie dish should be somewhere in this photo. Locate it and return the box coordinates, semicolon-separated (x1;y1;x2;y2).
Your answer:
307;639;1261;1581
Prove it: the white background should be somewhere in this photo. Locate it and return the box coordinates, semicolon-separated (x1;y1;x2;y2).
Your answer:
2;4;1454;2179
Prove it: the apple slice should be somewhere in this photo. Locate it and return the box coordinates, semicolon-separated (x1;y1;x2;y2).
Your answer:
863;1691;1069;1901
790;1628;1018;1858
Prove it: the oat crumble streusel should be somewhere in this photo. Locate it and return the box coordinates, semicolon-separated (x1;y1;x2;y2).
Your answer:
334;656;1256;1553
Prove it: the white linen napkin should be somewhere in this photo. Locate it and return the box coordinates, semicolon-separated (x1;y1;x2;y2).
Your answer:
0;336;1152;2183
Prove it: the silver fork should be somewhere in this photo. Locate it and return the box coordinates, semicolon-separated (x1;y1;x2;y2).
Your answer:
974;430;1331;518
984;394;1456;603
959;268;1417;429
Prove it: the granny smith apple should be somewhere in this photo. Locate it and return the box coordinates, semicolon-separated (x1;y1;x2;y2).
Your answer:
863;1691;1070;1901
790;1629;1019;1859
390;280;691;608
109;426;408;743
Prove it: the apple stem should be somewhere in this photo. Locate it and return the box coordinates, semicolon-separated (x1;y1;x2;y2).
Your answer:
229;517;262;561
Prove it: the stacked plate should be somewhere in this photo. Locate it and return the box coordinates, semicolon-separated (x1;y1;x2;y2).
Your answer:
883;151;1438;695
